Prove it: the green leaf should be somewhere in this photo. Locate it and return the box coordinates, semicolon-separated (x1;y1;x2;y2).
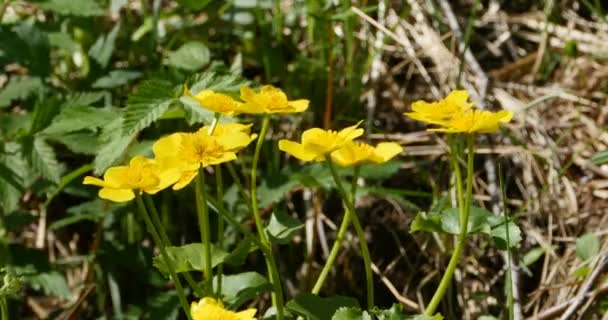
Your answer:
522;245;557;267
223;239;257;267
92;70;142;89
167;41;210;71
30;98;61;134
591;150;608;165
26;271;71;299
576;233;600;261
441;207;492;235
374;304;410;319
94;118;135;174
572;265;590;278
179;96;216;125
48;132;100;155
406;314;443;320
286;294;359;320
332;307;371;320
489;220;522;250
40;106;117;136
0;76;43;108
89;22;120;68
0;145;29;213
23;137;62;183
189;63;250;93
38;0;105;16
219;272;270;308
356;160;402;180
143;291;179;320
152;243;229;275
410;211;443;233
265;211;304;244
62;91;105;108
0;23;51;76
257;173;299;207
122;80;175;135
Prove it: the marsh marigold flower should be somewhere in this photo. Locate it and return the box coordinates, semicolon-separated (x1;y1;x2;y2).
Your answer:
278;121;364;162
153;127;255;190
430;109;513;134
404;90;513;134
83;156;177;202
404;90;472;125
190;298;256;320
239;85;309;114
184;86;243;116
331;141;403;167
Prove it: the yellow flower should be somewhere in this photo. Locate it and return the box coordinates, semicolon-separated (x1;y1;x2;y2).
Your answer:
184;86;243;116
239;85;309;114
190;298;256;320
83;156;177;202
153;128;255;190
429;109;513;134
331;141;403;167
201;123;258;145
404;90;473;125
278;121;364;162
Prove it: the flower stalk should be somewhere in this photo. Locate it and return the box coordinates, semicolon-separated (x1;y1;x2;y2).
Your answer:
195;168;213;292
250;114;285;320
424;134;475;315
323;157;374;308
134;194;192;320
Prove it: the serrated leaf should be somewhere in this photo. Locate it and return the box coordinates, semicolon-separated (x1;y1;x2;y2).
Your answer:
179;96;216;125
591;150;608;165
30;98;62;134
576;233;600;261
92;70;142;89
152;243;229;276
0;76;43;108
266;211;304;244
89;22;120;68
332;307;371;320
286;294;359;320
62;91;105;108
23;137;62;183
48;132;100;155
26;271;72;299
93;118;135;174
40;106;117;136
0;23;51;76
218;272;270;308
167;41;210;71
122;80;175;135
38;0;105;16
189;63;250;93
0;145;29;213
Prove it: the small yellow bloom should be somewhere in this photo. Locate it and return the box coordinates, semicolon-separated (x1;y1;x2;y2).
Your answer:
190;298;256;320
83;156;177;202
201;123;258;145
278;121;364;162
153;128;255;189
331;141;403;167
404;90;473;125
239;85;309;114
185;86;243;116
429;109;513;134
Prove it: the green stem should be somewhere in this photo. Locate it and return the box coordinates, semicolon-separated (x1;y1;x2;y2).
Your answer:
195;169;213;292
226;162;250;204
251;114;285;320
325;159;374;308
312;167;360;294
425;134;475;316
1;297;8;320
144;195;204;297
208;113;220;135
215;166;225;297
134;194;192;320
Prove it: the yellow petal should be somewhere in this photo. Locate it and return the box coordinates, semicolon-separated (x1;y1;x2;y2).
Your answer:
497;110;513;123
236;308;257;320
203;152;237;167
103;166;131;187
278;140;316;161
338;120;364;140
83;176;107;187
444;90;471;108
99;188;135;202
172;170;198;190
287;99;310;112
153;133;183;159
240;86;256;102
374;142;403;162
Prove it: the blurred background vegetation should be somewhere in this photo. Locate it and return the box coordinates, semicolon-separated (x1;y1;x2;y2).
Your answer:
1;0;608;319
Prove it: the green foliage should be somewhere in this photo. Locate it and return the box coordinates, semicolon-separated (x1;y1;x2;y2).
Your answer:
411;206;522;249
122;80;175;136
219;272;271;308
89;22;121;68
22;136;62;183
286;294;359;320
265;211;304;244
591;150;608;165
153;243;229;275
37;0;105;16
167;41;211;71
0;76;43;108
576;233;600;261
92;70;142;89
